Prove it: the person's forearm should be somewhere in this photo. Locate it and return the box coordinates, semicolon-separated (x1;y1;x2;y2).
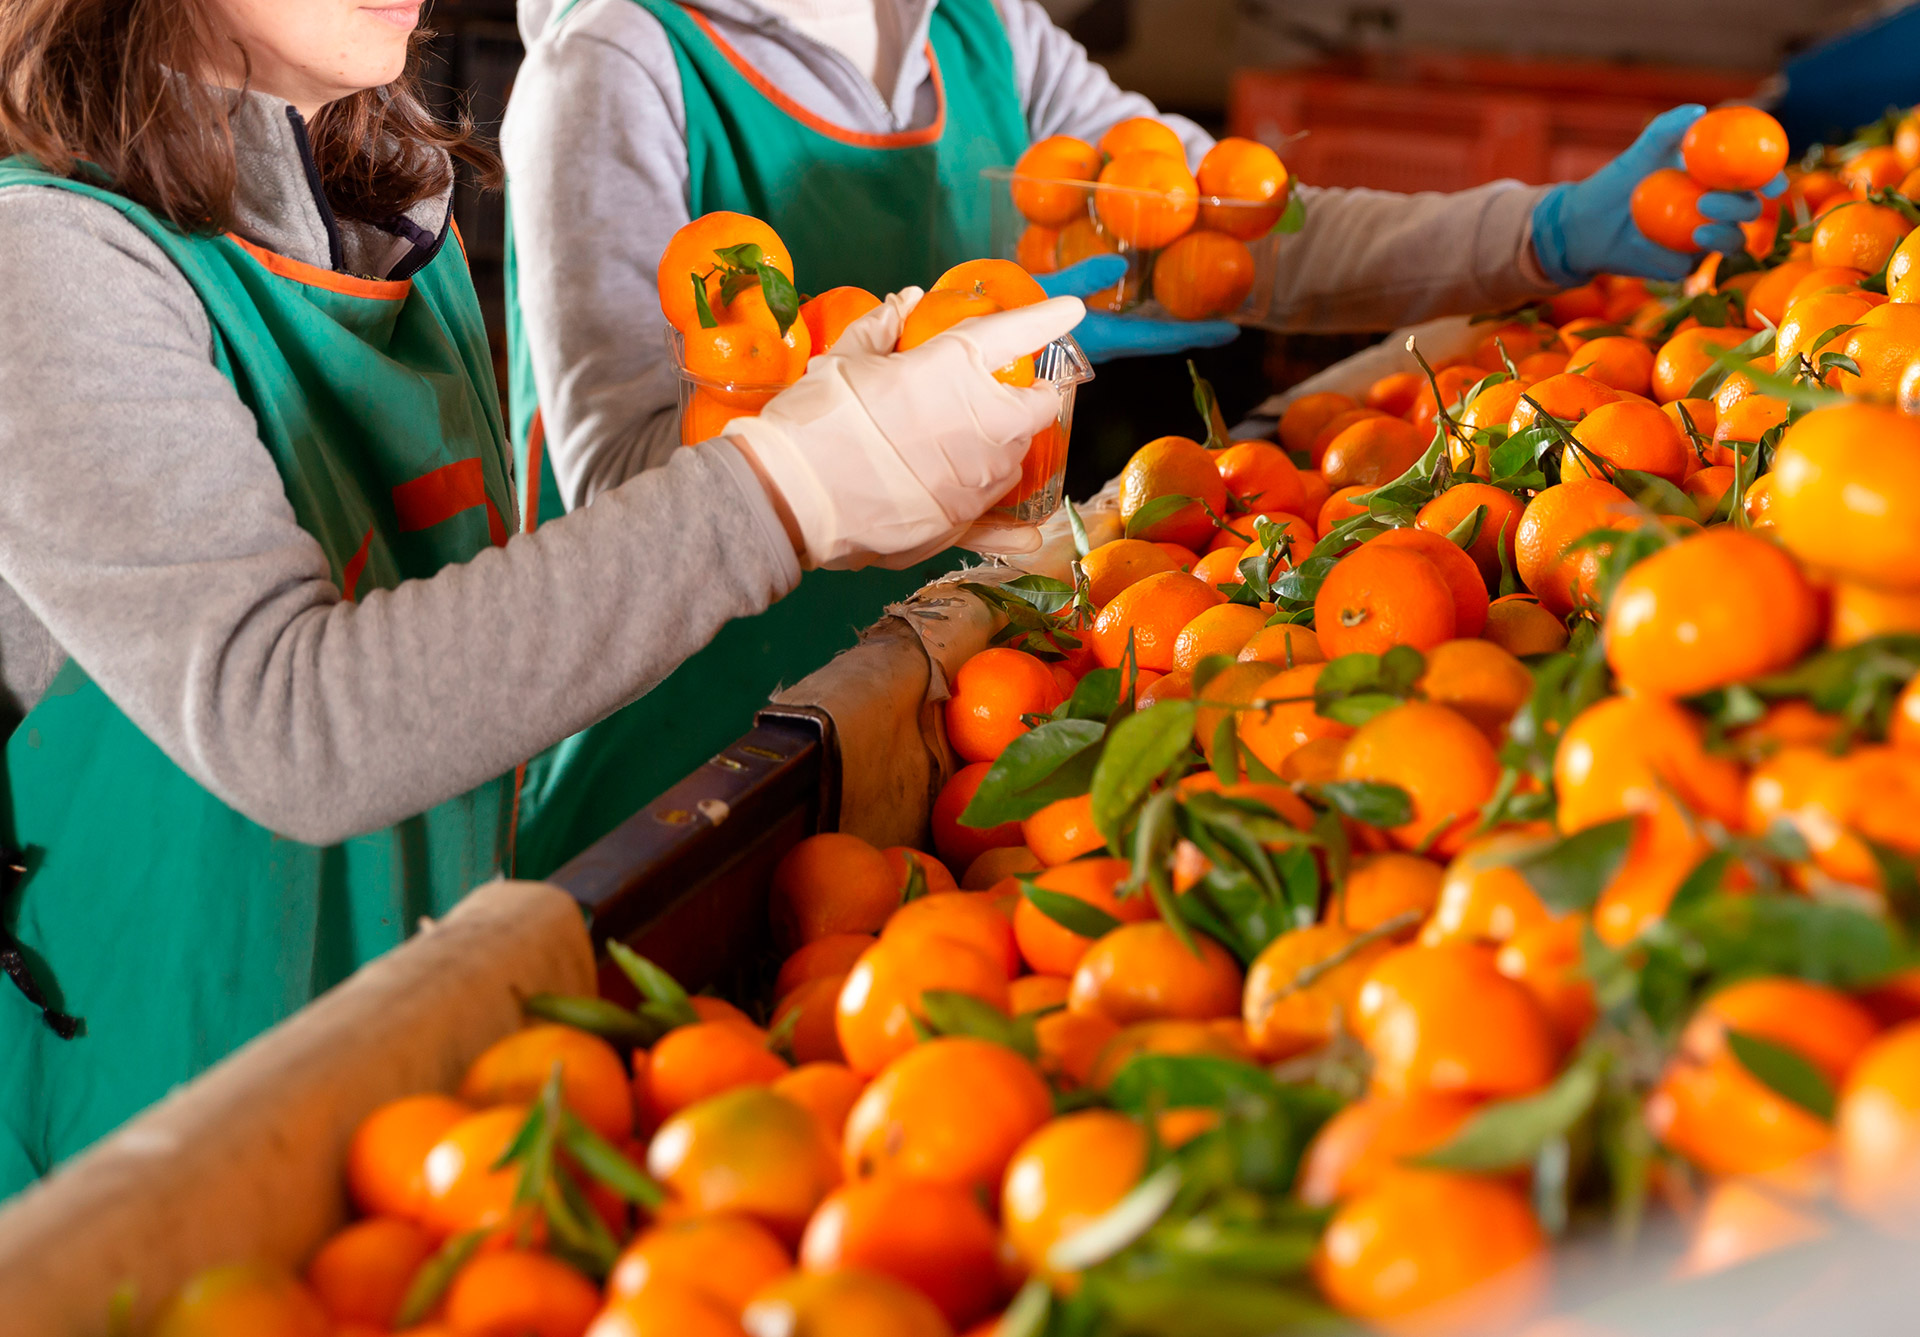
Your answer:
193;442;800;843
1260;182;1559;333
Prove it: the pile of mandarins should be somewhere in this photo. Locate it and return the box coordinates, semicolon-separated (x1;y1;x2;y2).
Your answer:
146;109;1920;1337
1007;117;1294;320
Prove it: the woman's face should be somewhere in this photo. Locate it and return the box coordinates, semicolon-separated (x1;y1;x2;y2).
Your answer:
204;0;422;115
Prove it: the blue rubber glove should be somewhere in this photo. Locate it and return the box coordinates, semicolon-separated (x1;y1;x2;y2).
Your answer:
1530;104;1788;286
1035;255;1240;362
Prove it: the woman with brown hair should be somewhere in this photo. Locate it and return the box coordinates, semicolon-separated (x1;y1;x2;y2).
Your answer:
0;0;1080;1193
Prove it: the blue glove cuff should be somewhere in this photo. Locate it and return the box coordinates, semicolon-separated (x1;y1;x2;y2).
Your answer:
1528;183;1587;290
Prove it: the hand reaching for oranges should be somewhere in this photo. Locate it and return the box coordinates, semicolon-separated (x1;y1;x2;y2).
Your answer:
1531;104;1787;286
724;289;1084;571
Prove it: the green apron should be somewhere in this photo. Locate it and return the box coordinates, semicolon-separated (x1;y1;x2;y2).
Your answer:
504;0;1030;877
0;163;515;1193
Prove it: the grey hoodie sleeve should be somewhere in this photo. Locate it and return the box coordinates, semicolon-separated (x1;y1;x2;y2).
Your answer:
1263;182;1559;331
0;186;800;846
501;7;695;511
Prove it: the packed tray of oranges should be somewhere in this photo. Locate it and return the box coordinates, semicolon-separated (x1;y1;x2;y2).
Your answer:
985;117;1301;323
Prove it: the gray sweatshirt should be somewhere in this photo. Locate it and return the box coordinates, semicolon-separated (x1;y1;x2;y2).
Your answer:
503;0;1558;513
0;90;801;846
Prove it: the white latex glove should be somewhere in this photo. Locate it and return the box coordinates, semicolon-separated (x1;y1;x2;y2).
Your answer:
726;289;1083;571
958;523;1045;560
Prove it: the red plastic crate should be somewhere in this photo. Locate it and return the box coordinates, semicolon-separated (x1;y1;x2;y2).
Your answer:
1229;54;1768;192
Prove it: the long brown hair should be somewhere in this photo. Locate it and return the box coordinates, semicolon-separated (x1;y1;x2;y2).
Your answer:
0;0;500;233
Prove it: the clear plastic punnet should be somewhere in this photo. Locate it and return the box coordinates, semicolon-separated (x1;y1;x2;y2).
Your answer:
983;167;1295;324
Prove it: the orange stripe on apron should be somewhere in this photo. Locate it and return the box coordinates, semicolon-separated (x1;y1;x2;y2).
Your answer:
393;458;509;546
340;527;376;602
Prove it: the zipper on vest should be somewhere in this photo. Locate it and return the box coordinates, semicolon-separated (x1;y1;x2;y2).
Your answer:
285;106;347;272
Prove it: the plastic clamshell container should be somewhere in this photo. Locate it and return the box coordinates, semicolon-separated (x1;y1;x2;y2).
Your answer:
668;327;784;446
986;332;1093;527
670;327;1092;527
982;167;1285;324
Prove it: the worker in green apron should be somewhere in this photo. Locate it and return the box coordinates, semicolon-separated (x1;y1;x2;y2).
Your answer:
0;159;520;1187
0;0;1077;1193
502;0;1069;878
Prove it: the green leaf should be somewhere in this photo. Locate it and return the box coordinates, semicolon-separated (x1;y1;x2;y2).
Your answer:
1761;818;1813;863
690;274;719;329
560;1112;666;1206
964;575;1079;618
1125;493;1197;540
763;999;802;1060
1316;691;1406;727
1671;891;1906;989
395;1229;486;1328
1023;882;1122;939
1066;499;1092;559
1271;191;1307;236
998;1279;1053;1337
1316;780;1413;828
1058;668;1123;722
898;854;930;904
1106;1054;1283;1113
1685;327;1777;401
1308;649;1426;728
1190;360;1231;451
1241;737;1281;785
1092;701;1200;848
1048;1161;1183;1273
1701;343;1845;413
522;993;658;1048
1131;789;1196;954
1865;838;1920;933
1178;869;1290;964
1191;653;1239;701
1615;469;1698;520
1489;428;1547;484
1313;651;1384;697
543;1162;620;1278
1182;791;1317;848
1443;503;1487;551
919;989;1039;1057
1150;1216;1323;1277
1210;714;1242;787
1726;1028;1837;1120
959;718;1106;827
1090;1272;1339;1336
711;241;766;270
1497;818;1637;914
756;263;801;337
1379;644;1426;692
1418;1051;1604;1171
1663;846;1736;920
606;941;700;1028
1806;322;1860;360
